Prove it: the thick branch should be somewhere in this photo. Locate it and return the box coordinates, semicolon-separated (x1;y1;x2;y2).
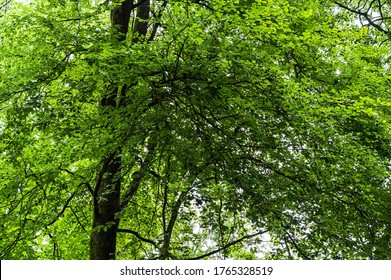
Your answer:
117;228;158;248
120;142;156;210
334;1;389;35
70;206;89;235
46;188;79;227
59;168;93;196
0;0;12;11
148;0;168;42
188;230;268;260
285;231;311;260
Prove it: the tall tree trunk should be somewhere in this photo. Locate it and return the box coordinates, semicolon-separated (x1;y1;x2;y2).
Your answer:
89;0;150;260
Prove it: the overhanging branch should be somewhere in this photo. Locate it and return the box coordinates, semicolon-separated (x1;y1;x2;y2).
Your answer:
334;1;389;35
117;228;159;248
188;230;268;260
46;189;77;227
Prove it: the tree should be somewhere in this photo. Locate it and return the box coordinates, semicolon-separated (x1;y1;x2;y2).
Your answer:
0;0;390;260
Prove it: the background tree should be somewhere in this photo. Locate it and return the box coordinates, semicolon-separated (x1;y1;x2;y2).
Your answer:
0;0;390;259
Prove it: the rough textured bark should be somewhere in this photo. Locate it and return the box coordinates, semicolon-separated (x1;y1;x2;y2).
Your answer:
133;0;150;39
110;0;133;41
90;153;121;260
90;0;150;260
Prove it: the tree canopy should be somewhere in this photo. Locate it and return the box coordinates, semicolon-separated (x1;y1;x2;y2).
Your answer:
0;0;390;260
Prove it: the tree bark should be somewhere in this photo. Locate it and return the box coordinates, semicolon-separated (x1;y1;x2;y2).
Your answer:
90;153;122;259
89;0;150;260
133;0;150;40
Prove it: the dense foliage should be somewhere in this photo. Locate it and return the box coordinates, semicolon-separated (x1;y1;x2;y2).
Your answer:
0;0;390;259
